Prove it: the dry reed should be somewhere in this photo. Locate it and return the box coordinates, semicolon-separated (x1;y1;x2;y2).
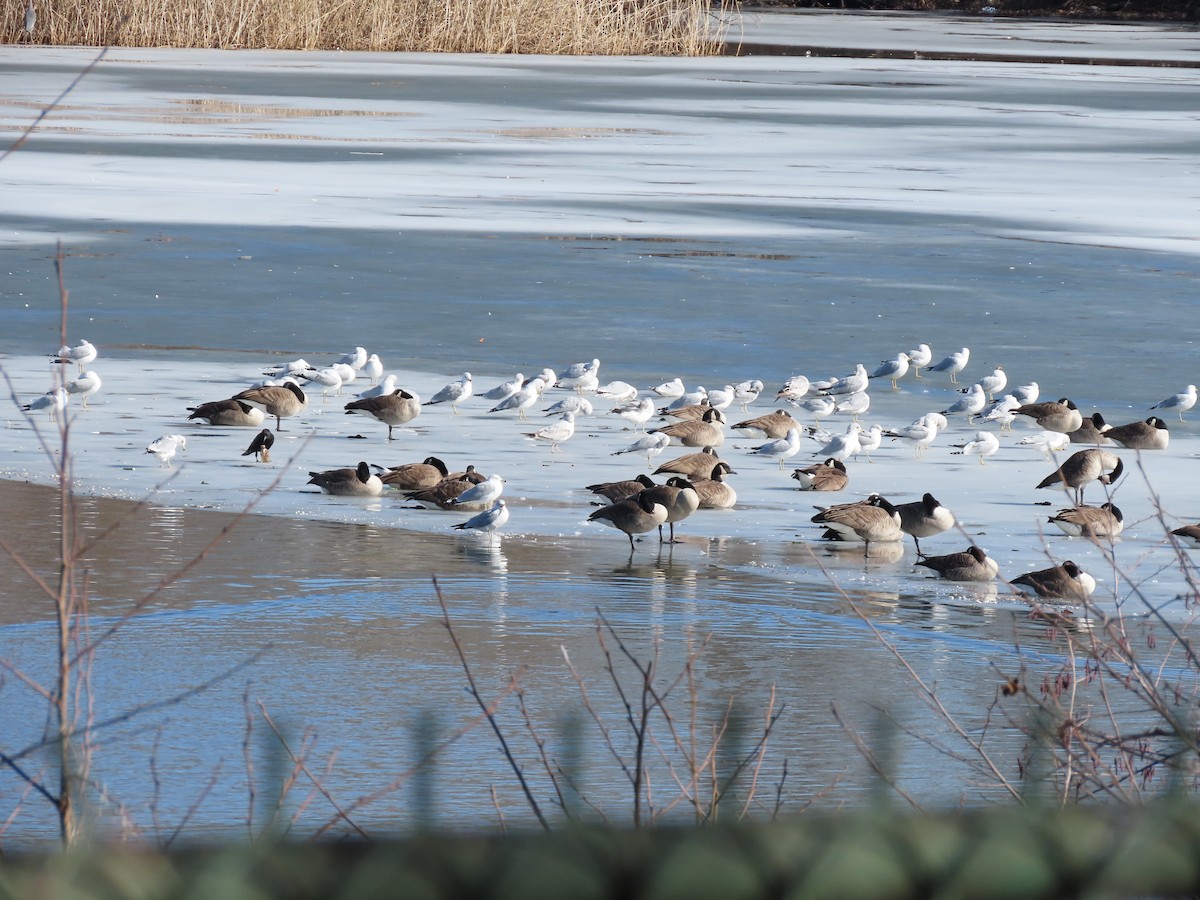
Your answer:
4;0;731;54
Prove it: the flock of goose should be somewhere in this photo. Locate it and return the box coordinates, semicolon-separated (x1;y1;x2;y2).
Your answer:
19;339;1200;604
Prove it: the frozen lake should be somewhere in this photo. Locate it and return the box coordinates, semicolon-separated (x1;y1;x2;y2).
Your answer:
2;11;1200;846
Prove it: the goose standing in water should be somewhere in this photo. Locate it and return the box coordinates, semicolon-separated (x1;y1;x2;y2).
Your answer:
588;491;669;552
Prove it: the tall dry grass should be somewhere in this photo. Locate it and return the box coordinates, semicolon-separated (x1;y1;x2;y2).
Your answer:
4;0;731;54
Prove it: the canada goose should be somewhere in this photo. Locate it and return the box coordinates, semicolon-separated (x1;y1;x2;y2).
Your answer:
449;473;505;510
928;347;969;383
587;491;668;551
524;411;575;452
233;381;307;431
751;427;802;469
894;493;956;554
345;389;420;440
241;429;274;463
612;433;671;466
1170;525;1200;549
869;352;909;390
307;461;383;497
650;408;725;448
380;456;450;490
792;458;849;492
692;463;737;509
55;339;97;372
659;401;712;421
587;473;657;505
638;476;700;543
1150;384;1197;422
187;398;266;427
1048;502;1124;538
733;409;801;439
810;495;903;550
424;373;473;413
1011;560;1096;602
950;431;999;464
915;546;999;582
405;476;482;510
1014;398;1083;434
1036;448;1124;505
65;370;101;408
1103;416;1169;451
453;500;509;535
1068;412;1111;445
445;464;487;485
654;447;723;480
146;434;186;468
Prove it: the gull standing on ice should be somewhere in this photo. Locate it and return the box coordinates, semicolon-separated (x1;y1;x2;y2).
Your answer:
450;473;506;508
479;373;524;403
453;500;509;536
56;339;97;372
836;391;870;421
23;387;69;420
613;432;671;466
653;378;685;399
869;352;910;390
813;423;863;462
488;377;546;420
750;427;802;469
885;414;944;457
733;380;764;411
525;411;576;452
300;367;344;401
942;383;986;420
818;364;868;396
951;431;1000;464
907;344;932;378
362;354;384;384
65;370;101;408
559;358;600;392
1150;384;1197;422
355;373;399;401
976;366;1007;401
856;424;883;462
424;373;473;413
146;434;186;468
929;347;969;384
337;347;368;371
611;397;655;431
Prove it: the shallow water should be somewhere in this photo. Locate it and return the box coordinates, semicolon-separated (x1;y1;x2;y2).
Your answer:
2;17;1200;846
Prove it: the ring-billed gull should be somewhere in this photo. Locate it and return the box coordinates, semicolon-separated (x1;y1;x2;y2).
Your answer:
612;432;671;466
928;347;969;384
362;353;384;384
596;381;638;402
653;377;685;399
488;377;546;419
813;422;863;462
1150;384;1197;422
942;383;986;419
22;387;69;420
750;427;801;469
146;434;186;468
453;499;509;535
525;411;576;452
836;390;870;420
907;344;932;378
355;374;399;401
869;352;910;390
705;385;736;411
733;379;764;411
856;424;883;462
611;397;655;431
55;339;97;372
64;370;101;408
977;366;1007;401
478;373;524;402
1017;430;1071;457
818;364;868;396
776;375;810;403
345;389;420;440
951;430;1000;464
337;347;368;371
300;367;345;401
544;396;593;417
450;473;505;508
885;414;944;457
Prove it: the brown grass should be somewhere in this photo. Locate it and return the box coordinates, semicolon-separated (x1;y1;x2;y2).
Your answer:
5;0;731;54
